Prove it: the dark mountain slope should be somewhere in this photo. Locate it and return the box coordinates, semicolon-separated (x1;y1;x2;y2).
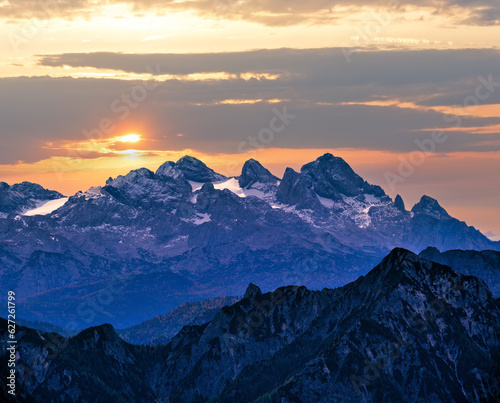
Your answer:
1;249;499;402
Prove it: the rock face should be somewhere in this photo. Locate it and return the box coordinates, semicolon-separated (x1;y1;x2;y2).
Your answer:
276;153;388;211
238;158;279;189
0;181;63;215
2;249;499;402
175;155;226;183
243;283;262;299
0;154;499;327
394;194;406;212
412;195;450;219
299;153;387;201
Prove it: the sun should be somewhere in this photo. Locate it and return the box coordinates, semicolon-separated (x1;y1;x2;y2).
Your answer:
119;134;141;143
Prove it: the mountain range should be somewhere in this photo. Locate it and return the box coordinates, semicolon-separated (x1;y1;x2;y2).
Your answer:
1;249;499;402
1;153;499;327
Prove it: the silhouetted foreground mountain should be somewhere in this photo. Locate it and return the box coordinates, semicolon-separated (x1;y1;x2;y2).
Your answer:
1;154;499;327
1;249;499;402
420;247;500;297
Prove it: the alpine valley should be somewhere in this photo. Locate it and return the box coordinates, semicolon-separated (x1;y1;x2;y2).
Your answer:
1;153;499;329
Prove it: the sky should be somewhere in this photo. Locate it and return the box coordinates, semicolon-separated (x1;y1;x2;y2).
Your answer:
0;0;499;239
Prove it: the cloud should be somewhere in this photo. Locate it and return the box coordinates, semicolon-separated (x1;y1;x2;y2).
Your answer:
1;48;500;165
0;0;96;20
38;47;500;87
1;0;499;26
461;3;500;25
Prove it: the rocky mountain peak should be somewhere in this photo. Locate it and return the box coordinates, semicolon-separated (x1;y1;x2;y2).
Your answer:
238;159;279;189
175;155;226;183
363;247;487;303
276;167;323;209
394;194;406;211
276;153;387;209
362;248;432;289
301;153;386;200
10;181;63;199
380;247;421;267
412;195;450;219
74;323;121;346
243;283;262;299
155;161;184;180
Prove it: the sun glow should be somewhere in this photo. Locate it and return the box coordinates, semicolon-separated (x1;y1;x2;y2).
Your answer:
119;134;141;143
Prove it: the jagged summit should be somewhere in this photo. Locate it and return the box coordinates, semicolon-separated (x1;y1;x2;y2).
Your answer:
103;164;191;205
378;247;427;272
386;246;418;260
412;195;451;219
155;155;227;184
243;283;262;299
238;159;279;189
73;323;122;347
360;247;490;305
394;194;405;212
276;153;390;210
175;155;226;183
276;167;321;209
361;247;422;284
155;160;185;180
300;153;387;200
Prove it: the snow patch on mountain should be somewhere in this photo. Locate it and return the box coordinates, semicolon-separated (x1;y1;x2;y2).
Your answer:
212;178;271;200
316;194;335;208
214;178;244;195
190;213;211;225
242;186;268;199
364;193;380;204
341;196;373;228
23;198;69;216
83;186;109;200
189;181;204;192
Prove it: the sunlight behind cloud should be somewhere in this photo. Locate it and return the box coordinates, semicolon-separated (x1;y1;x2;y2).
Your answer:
120;134;141;143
